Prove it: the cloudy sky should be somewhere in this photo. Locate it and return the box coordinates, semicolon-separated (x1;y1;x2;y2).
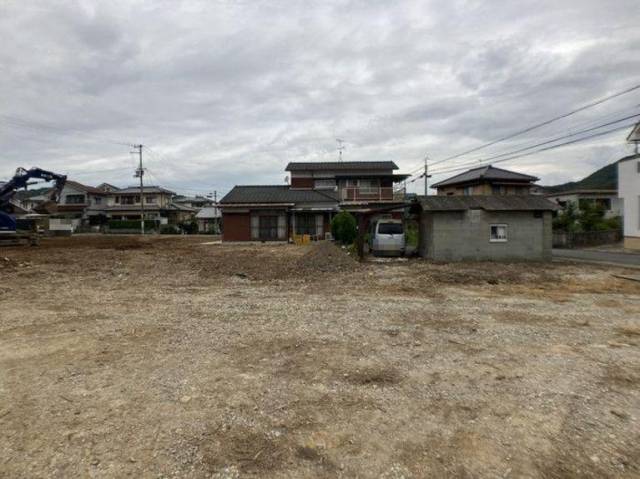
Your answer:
1;0;639;197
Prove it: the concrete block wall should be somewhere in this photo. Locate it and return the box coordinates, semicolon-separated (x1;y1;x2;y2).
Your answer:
420;210;552;261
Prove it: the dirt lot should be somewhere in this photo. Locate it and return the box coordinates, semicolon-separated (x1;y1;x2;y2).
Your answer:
1;235;639;478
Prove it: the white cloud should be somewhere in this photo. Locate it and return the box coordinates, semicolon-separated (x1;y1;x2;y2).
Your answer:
0;0;638;196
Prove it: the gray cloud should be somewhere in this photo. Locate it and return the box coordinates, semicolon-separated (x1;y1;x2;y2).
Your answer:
0;0;639;196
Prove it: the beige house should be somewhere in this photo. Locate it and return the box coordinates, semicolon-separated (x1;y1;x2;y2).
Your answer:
432;165;539;196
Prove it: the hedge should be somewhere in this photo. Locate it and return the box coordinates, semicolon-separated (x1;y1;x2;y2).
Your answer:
108;220;159;230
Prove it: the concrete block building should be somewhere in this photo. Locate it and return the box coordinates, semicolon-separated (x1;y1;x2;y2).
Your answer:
416;196;558;261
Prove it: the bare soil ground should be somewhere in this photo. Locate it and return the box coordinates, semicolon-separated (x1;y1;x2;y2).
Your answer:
1;235;639;478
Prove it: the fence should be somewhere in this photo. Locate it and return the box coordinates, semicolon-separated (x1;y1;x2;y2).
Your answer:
552;229;622;248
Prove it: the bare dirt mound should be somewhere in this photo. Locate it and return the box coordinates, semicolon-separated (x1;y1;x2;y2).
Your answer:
294;241;361;275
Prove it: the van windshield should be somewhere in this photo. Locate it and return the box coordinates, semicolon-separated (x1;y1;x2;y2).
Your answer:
378;223;403;235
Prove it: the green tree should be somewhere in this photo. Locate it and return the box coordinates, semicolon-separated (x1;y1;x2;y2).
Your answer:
331;211;357;245
553;201;579;232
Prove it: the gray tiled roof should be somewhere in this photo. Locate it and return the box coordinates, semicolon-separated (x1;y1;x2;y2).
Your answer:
432;165;539;188
285;161;398;171
220;185;339;204
419;195;559;211
116;186;176;195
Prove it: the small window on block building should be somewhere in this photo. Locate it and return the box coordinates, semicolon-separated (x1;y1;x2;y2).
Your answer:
490;224;508;242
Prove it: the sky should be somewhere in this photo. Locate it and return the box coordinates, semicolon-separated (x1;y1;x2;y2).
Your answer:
1;0;639;197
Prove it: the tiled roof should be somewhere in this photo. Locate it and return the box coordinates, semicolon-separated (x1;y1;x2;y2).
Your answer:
432;165;539;188
64;180;107;195
116;186;176;195
285;161;398;171
220;185;339;204
419;195;559;211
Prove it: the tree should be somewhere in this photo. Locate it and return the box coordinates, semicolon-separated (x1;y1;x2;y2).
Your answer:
331;211;357;245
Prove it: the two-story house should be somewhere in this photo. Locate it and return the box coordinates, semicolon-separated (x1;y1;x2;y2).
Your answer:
432;165;539;196
52;180;108;230
618;153;640;249
220;161;408;241
100;186;176;221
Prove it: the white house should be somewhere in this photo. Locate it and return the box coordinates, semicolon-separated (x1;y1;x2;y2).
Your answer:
618;153;640;250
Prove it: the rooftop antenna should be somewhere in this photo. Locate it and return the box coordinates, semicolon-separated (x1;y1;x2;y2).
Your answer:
627;121;640;154
336;138;345;161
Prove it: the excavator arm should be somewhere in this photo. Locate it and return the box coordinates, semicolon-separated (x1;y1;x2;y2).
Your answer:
0;167;67;242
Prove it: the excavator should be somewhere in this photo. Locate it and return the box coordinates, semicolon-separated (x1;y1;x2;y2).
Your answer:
0;167;67;246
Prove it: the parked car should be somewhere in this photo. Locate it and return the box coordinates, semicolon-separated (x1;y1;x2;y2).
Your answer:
369;219;405;256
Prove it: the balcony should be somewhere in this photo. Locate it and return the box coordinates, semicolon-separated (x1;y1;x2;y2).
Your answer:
340;187;405;203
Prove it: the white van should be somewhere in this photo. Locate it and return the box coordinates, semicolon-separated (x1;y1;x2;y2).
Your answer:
370;219;405;256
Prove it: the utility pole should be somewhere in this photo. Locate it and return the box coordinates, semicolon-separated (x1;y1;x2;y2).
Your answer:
132;144;145;234
423;155;432;197
336;138;345;162
213;190;217;204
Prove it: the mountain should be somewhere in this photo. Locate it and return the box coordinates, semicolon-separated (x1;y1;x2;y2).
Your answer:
544;161;618;193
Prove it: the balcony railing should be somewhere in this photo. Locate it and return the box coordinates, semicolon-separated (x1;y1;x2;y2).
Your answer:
341;187;405;202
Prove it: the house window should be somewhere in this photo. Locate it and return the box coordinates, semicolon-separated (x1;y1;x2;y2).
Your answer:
314;179;336;190
295;215;316;235
65;194;85;204
463;186;472;196
490;224;508;242
94;197;102;205
595;198;611;210
146;195;157;204
115;196;120;204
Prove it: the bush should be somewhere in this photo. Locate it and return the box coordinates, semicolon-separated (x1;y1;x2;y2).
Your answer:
331;211;357;245
108;219;158;230
180;219;199;235
160;224;180;234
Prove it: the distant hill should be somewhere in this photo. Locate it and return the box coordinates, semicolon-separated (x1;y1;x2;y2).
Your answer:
544;161;618;193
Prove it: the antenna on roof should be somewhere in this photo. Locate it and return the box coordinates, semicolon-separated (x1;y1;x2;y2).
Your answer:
336;138;345;162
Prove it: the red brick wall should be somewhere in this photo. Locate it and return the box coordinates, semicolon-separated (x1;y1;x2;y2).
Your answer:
222;212;251;241
291;177;313;189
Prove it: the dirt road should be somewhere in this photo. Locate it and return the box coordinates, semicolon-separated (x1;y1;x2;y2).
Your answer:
1;236;639;478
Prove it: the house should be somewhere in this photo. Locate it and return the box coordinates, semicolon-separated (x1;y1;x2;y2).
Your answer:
544;189;622;218
220;161;409;241
52;180;108;231
543;160;622;218
414;196;558;261
220;186;339;241
173;195;215;209
99;186;176;222
195;206;222;233
618;153;640;249
432;165;539;196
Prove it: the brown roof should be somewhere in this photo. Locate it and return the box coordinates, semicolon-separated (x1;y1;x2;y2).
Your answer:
65;180;107;195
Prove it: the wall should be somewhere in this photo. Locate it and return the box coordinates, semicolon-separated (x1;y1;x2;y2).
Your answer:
290;177;314;189
222;211;251;241
419;209;552;261
436;183;532;196
618;159;639;247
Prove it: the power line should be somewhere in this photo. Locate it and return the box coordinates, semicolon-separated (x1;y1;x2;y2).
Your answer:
402;99;640;183
428;82;640;168
426;112;640;176
427;122;635;178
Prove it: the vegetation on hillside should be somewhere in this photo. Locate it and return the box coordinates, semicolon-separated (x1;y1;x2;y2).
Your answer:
545;161;617;193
